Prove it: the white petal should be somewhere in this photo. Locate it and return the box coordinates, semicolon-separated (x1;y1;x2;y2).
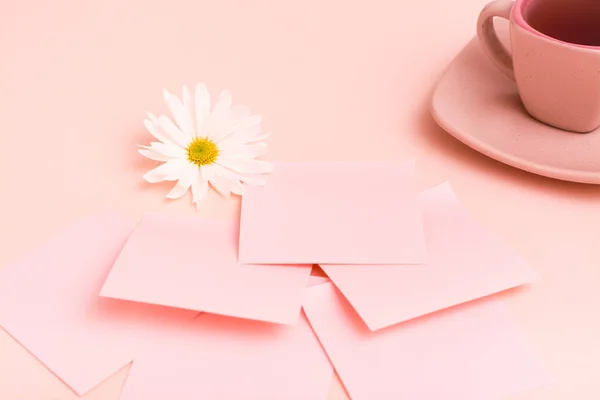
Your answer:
191;169;209;207
210;105;252;143
213;90;233;116
143;159;187;183
241;114;263;127
215;164;266;186
209;175;234;197
202;164;215;180
143;171;164;183
164;89;195;139
145;142;187;158
245;143;268;157
166;163;198;199
195;83;211;137
231;105;252;121
213;166;244;195
182;85;194;123
247;132;271;143
206;90;232;140
218;118;263;146
203;165;230;197
165;181;187;199
217;157;274;174
148;113;189;148
220;142;267;158
144;116;178;147
139;149;172;162
158;115;191;148
209;114;236;143
226;179;244;195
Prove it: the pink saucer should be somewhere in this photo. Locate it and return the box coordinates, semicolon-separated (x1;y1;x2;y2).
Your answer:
431;26;600;184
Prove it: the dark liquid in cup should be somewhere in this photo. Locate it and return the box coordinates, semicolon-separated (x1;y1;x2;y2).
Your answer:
524;0;600;46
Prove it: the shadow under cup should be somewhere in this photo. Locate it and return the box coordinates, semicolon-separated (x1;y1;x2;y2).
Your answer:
520;0;600;46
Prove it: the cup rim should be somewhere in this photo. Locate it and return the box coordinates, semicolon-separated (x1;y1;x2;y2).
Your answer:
513;0;600;49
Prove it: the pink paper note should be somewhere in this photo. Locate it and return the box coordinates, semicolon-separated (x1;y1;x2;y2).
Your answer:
239;162;427;264
100;215;312;325
303;283;551;400
0;211;197;395
308;276;331;286
119;312;333;400
321;182;539;330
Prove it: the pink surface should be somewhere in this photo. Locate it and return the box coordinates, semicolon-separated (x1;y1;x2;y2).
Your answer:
303;283;551;400
100;214;311;325
0;211;197;394
321;182;538;330
2;0;600;399
239;162;426;264
119;312;333;400
432;22;600;183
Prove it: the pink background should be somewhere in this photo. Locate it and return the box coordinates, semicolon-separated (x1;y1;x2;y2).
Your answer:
0;0;599;399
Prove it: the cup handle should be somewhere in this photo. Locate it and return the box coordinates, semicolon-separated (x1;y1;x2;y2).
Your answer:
477;0;515;81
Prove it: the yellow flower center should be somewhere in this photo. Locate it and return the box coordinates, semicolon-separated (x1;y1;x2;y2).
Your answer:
187;137;219;166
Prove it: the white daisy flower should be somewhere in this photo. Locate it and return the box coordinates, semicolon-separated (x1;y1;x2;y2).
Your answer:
139;83;273;207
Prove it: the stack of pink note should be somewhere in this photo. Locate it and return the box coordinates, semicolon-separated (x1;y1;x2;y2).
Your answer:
237;162;550;399
0;161;551;400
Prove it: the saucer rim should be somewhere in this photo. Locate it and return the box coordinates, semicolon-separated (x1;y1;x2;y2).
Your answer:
430;38;600;186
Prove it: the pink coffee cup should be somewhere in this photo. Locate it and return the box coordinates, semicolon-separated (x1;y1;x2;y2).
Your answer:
477;0;600;133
